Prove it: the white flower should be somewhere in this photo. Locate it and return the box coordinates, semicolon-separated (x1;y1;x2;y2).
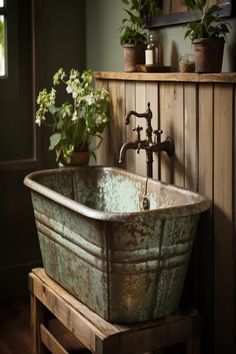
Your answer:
84;94;94;105
72;111;78;121
72;91;78;99
66;85;73;94
35;113;43;126
49;88;56;105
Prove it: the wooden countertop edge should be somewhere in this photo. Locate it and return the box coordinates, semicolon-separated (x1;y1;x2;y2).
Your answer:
93;71;236;83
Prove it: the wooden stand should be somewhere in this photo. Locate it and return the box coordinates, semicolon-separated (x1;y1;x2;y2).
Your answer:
29;268;202;354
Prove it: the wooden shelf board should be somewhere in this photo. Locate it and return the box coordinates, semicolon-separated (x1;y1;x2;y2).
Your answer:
94;71;236;84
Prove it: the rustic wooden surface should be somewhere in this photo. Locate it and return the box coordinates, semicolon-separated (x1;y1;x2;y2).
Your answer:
40;324;69;354
197;83;214;352
213;84;234;353
94;71;236;83
29;268;202;354
95;74;236;354
168;0;229;13
171;0;186;13
145;0;232;28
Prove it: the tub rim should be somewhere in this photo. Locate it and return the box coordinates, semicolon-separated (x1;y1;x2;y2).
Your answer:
24;166;211;222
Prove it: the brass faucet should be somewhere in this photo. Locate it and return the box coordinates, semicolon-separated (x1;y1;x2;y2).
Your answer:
119;103;174;178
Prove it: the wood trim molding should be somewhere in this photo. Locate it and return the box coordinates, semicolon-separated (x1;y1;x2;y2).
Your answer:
0;158;39;171
93;71;236;84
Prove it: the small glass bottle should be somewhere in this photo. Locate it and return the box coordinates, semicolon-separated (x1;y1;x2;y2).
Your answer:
148;32;163;66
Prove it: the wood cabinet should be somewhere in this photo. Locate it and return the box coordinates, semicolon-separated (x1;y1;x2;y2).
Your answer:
95;71;236;354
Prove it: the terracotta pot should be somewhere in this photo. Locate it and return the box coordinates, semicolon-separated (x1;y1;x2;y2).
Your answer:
193;38;225;73
59;150;90;167
123;44;145;72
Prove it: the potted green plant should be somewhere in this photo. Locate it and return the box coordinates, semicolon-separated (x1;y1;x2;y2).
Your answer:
184;0;230;73
35;68;109;165
119;0;157;72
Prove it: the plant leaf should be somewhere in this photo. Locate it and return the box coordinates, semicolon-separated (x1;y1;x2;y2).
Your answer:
49;133;61;151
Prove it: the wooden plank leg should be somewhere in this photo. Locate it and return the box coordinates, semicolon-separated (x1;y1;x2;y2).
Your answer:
186;337;201;354
31;293;50;354
40;324;69;354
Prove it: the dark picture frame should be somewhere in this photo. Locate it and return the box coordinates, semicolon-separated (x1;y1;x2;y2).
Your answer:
143;1;233;28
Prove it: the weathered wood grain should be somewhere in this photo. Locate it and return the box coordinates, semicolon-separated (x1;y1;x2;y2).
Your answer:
213;84;234;354
135;82;147;177
30;269;202;354
171;0;187;13
146;82;159;179
94;71;236;83
163;0;171;14
125;81;136;173
159;82;184;186
184;83;198;191
197;83;214;353
40;324;69;354
107;80;126;167
95;75;236;354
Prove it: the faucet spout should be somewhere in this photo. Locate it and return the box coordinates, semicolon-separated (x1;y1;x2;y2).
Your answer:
125;102;152;125
119;141;139;164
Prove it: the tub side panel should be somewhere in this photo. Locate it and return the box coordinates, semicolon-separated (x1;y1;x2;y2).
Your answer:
31;191;109;318
107;214;199;323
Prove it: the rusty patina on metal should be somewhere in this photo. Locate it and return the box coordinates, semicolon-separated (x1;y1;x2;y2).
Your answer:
24;166;210;323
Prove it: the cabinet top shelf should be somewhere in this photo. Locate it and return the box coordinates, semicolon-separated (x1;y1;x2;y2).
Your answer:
93;71;236;84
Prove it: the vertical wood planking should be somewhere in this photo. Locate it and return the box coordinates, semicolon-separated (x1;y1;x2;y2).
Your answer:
163;0;171;14
95;79;109;166
214;84;234;354
108;80;126;167
171;0;187;13
207;0;228;6
135;82;147;177
234;85;236;354
184;84;198;191
95;76;236;354
207;0;218;6
159;82;172;184
159;82;184;186
146;82;159;179
125;81;136;173
197;83;214;354
183;83;198;329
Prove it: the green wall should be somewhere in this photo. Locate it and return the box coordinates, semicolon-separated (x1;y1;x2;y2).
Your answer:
86;0;236;72
86;0;123;71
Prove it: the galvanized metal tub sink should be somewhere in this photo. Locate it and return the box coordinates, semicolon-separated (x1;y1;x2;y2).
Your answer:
24;166;210;323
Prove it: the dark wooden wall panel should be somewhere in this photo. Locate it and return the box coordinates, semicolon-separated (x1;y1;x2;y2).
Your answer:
125;81;136;173
171;0;187;13
213;84;234;354
135;82;147;176
159;83;184;186
184;83;198;191
95;76;236;354
197;83;214;353
146;82;159;179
